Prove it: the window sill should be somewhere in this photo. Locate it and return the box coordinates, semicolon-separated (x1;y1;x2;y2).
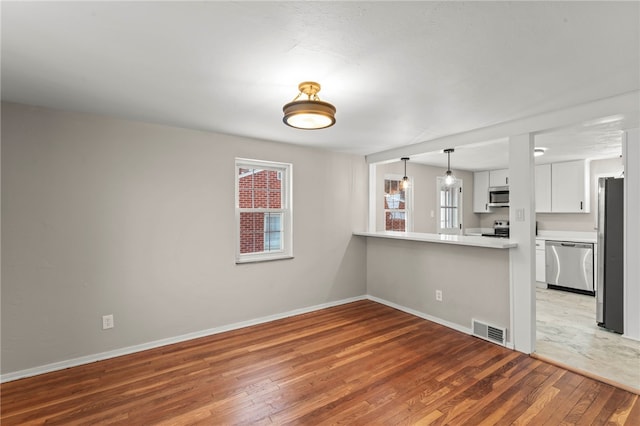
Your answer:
235;255;294;264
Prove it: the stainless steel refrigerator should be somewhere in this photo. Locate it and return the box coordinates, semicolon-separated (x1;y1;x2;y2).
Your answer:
596;177;624;333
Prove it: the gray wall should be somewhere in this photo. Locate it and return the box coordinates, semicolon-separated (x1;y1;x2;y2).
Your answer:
365;238;510;336
376;161;479;233
1;102;368;374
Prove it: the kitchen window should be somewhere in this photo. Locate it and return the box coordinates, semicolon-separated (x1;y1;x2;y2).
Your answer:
437;177;463;235
236;159;292;263
384;176;411;231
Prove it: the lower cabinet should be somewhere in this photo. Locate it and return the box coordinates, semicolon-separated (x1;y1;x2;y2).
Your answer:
535;239;546;285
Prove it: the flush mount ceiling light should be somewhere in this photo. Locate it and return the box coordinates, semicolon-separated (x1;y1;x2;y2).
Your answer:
283;81;336;130
534;147;547;157
443;148;456;186
401;157;410;189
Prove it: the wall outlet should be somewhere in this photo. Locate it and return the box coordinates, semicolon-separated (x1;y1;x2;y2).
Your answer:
435;290;443;302
102;314;114;330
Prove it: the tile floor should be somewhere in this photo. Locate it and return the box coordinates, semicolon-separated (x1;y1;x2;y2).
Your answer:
536;287;640;391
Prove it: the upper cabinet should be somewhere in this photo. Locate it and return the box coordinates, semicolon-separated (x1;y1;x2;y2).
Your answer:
473;171;492;213
489;169;509;187
535;164;552;213
474;160;590;215
551;160;590;213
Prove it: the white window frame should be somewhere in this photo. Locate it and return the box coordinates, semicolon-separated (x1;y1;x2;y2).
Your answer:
436;177;463;235
383;174;412;232
235;158;293;263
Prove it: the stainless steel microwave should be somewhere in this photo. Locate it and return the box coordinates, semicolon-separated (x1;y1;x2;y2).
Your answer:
488;186;509;207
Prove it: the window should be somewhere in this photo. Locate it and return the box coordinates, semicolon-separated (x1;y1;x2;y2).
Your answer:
384;176;411;231
437;177;463;235
236;159;292;263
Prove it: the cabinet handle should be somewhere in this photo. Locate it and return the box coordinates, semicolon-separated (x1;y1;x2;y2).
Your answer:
485;203;488;211
506;177;509;185
580;201;583;210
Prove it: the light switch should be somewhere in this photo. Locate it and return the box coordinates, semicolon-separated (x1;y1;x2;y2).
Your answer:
516;208;525;221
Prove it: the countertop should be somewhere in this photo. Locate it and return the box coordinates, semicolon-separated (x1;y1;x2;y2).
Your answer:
466;228;597;244
353;231;517;249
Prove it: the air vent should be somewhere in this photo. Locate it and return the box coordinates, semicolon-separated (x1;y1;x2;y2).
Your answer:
472;319;506;346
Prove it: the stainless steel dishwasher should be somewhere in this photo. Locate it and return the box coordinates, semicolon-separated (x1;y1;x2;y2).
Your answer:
545;240;594;295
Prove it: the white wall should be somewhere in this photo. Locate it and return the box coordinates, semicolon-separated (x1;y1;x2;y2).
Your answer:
508;134;536;354
1;102;368;375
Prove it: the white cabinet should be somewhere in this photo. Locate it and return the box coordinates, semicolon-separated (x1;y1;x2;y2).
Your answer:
489;169;509;187
535;164;552;213
551;160;590;213
535;239;546;285
473;171;492;213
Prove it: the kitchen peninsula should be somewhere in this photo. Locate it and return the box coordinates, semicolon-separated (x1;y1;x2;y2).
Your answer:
354;231;517;348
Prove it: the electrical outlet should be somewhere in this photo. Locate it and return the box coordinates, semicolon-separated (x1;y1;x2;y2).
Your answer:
102;314;114;330
435;290;443;302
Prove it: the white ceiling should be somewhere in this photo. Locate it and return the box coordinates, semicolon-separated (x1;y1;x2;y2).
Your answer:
2;2;639;162
409;116;629;171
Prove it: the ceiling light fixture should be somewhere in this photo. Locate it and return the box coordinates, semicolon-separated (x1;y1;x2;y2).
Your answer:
401;157;410;189
283;81;336;130
443;148;456;186
534;147;547;157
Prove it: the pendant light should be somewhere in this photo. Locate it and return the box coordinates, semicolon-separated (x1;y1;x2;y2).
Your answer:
283;81;336;130
401;157;410;189
444;148;456;186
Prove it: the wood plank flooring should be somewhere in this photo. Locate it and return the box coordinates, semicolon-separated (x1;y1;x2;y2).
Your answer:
1;300;638;425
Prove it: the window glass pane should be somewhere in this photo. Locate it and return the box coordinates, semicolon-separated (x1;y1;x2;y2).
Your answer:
240;212;265;254
264;213;282;251
267;189;282;209
398;189;406;209
387;194;400;209
384;177;408;232
252;169;267;189
254;189;268;208
385;211;406;231
238;189;253;208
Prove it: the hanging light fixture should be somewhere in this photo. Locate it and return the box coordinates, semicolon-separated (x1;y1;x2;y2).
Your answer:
283;81;336;130
443;148;456;186
401;157;410;189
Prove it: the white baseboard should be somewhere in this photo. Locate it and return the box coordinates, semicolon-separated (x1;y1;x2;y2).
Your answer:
365;295;515;350
0;295;367;383
622;333;640;342
366;295;472;335
1;294;516;383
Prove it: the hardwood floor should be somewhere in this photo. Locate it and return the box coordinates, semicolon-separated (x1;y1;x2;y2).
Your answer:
1;300;638;425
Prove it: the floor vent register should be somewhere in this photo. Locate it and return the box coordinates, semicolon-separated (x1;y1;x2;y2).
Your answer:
472;319;507;347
